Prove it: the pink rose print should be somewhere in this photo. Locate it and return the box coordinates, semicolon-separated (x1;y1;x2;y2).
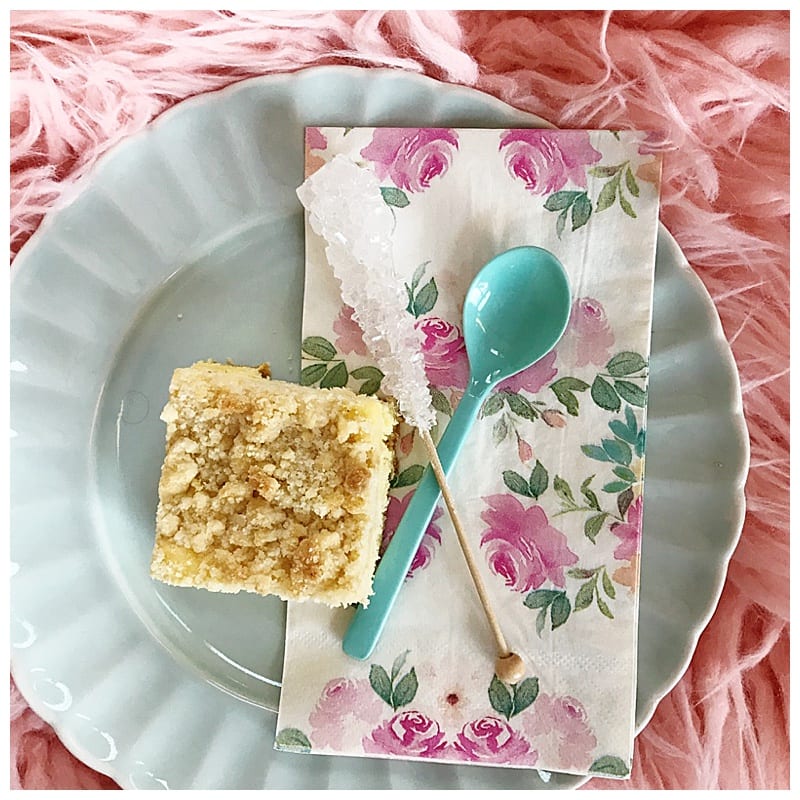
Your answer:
517;435;534;464
363;710;448;758
415;316;470;391
560;297;615;368
305;127;327;152
497;350;558;394
398;429;415;457
382;492;443;578
304;127;328;176
449;716;538;765
611;495;643;562
309;678;384;751
480;495;578;592
521;694;597;772
500;130;601;195
361;128;459;193
333;305;367;356
541;409;566;428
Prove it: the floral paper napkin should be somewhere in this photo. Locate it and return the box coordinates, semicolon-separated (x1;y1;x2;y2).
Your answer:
276;127;661;778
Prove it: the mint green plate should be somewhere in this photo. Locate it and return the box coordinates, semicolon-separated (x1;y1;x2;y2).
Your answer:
10;67;748;790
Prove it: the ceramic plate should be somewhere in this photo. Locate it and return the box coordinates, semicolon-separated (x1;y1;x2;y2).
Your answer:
10;67;749;790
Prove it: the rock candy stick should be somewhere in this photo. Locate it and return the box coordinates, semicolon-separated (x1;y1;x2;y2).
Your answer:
297;154;525;683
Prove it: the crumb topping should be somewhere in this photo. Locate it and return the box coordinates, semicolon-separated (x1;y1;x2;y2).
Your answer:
150;361;396;606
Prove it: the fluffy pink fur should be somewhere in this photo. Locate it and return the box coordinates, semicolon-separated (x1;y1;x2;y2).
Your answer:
9;10;788;790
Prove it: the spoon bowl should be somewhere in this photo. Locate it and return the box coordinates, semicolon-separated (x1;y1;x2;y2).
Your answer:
343;245;572;661
464;246;572;389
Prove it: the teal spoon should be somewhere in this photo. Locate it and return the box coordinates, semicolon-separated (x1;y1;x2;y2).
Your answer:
343;246;572;662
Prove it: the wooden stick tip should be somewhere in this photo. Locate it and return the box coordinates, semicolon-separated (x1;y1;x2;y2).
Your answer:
495;652;526;684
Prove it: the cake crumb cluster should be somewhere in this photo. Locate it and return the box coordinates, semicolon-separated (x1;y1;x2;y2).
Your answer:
150;361;397;607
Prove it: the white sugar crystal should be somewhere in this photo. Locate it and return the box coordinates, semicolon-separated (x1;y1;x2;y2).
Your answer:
297;155;435;431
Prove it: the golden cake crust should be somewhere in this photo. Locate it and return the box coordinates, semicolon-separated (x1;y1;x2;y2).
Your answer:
150;361;397;606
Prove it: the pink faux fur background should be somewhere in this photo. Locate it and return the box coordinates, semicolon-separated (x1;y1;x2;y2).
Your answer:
9;10;789;790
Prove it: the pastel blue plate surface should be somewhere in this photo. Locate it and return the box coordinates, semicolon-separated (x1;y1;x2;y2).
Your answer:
10;67;748;790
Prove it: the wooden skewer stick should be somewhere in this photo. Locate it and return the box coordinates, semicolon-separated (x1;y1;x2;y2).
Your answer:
419;428;526;685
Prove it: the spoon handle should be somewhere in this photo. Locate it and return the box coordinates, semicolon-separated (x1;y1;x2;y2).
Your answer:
343;385;486;660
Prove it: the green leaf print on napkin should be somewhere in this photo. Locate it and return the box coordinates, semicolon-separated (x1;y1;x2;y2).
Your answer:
582;411;645;499
588;352;648;411
590;755;630;777
567;566;616;619
607;351;647;376
369;653;419;711
275;728;312;752
350;365;384;396
404;262;438;318
591;375;621;411
543;157;646;237
544;190;592;236
524;589;572;635
488;674;540;720
301;335;337;361
529;460;549;499
430;386;452;416
300;335;385;395
505;391;539;421
583;512;607;543
502;460;549;500
380;186;410;208
319;361;348;388
549;377;589;416
480;393;505;417
590;162;639;219
523;563;620;635
299;362;328;386
390;464;425;489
